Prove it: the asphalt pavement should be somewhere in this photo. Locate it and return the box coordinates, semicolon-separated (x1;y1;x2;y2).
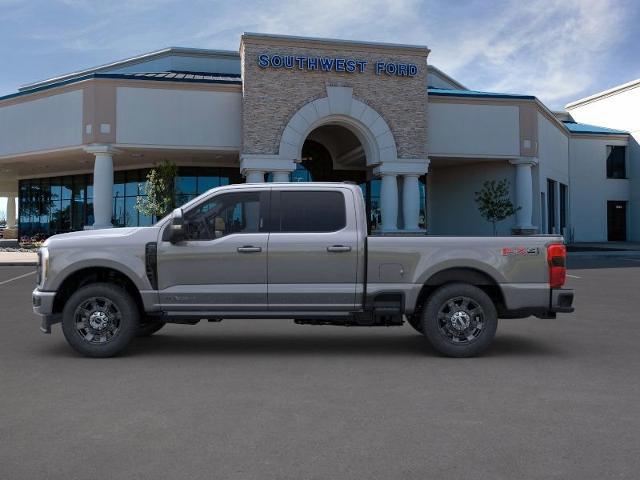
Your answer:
1;257;639;480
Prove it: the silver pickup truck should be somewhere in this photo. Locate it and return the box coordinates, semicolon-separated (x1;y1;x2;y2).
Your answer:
33;182;573;358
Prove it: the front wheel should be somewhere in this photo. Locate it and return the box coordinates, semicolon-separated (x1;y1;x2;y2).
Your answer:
61;283;139;358
421;283;497;357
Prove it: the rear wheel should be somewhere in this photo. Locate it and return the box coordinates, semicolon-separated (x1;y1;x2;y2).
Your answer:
422;283;497;357
61;283;139;358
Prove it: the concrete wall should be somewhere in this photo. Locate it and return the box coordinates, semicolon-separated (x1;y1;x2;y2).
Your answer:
567;85;640;241
429;161;517;236
0;90;83;156
115;87;242;149
568;136;630;242
428;103;520;157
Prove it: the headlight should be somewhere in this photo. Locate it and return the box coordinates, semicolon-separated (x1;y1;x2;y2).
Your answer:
38;247;49;288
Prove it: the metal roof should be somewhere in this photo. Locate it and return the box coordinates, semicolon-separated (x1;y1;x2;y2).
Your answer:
0;71;241;103
428;87;535;100
562;121;628;135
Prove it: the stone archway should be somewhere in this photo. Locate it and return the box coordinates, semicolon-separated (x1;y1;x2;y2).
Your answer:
278;86;398;167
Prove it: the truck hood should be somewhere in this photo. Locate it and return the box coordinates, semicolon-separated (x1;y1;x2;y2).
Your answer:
43;226;160;249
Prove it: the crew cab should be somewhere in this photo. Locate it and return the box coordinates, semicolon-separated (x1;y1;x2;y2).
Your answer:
33;182;574;357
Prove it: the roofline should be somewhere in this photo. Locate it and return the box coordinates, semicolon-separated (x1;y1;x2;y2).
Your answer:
429;89;629;139
241;32;430;55
565;77;640;109
427;65;467;90
19;47;240;92
2;72;241;104
428;88;535;100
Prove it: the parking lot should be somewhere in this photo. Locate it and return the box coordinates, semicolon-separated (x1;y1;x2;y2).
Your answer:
1;256;639;480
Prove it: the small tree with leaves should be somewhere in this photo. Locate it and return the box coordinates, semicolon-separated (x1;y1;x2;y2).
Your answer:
474;179;520;236
135;160;178;220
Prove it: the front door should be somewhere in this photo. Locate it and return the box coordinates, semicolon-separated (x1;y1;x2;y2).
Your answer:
157;189;270;311
607;201;627;241
267;188;359;311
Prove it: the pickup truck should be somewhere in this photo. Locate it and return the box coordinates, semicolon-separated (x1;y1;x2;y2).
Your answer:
33;182;574;358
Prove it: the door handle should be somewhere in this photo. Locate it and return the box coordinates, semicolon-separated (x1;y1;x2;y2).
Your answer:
327;245;352;253
237;246;262;253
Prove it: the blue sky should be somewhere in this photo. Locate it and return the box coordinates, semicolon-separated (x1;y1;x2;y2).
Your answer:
1;0;639;109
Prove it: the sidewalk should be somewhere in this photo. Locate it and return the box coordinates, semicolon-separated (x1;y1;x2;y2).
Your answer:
0;251;38;266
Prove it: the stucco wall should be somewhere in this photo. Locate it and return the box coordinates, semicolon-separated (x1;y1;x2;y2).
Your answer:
536;112;570;233
427;102;520;157
429;161;517;236
116;87;242;148
0;90;83;156
568;137;630;242
568;86;639;241
241;37;428;159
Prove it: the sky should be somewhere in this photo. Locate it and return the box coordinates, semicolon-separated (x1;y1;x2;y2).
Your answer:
0;0;640;217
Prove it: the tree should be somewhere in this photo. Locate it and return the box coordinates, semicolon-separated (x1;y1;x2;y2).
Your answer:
135;160;178;220
474;179;520;236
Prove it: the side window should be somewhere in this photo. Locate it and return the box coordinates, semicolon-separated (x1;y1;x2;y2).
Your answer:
278;191;346;232
606;146;626;179
183;191;265;240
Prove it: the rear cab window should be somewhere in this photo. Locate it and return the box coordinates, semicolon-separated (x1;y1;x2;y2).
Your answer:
273;190;346;233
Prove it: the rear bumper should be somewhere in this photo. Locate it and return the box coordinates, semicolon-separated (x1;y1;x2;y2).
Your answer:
550;288;574;313
498;286;574;319
32;288;60;334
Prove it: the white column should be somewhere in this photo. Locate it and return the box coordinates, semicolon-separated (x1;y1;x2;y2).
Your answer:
509;157;538;232
244;170;265;183
402;174;421;231
6;195;16;229
85;145;117;229
271;171;290;182
380;173;398;231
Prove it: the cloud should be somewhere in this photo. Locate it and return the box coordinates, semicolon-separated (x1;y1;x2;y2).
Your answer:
2;0;636;108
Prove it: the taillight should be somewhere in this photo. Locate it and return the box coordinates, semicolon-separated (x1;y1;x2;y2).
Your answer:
547;243;566;289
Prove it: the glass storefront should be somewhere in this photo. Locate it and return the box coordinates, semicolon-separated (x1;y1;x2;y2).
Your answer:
19;167;242;237
19;164;425;238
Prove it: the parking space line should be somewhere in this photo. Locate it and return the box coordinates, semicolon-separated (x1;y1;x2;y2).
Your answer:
0;271;36;286
566;274;581;279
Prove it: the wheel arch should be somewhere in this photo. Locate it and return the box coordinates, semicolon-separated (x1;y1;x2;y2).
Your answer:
413;267;505;314
52;266;144;315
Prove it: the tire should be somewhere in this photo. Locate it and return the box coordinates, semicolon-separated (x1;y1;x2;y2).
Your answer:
137;320;166;337
407;315;424;334
421;283;497;357
61;283;140;358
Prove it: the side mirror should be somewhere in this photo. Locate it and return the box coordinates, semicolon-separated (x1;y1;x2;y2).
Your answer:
168;208;185;243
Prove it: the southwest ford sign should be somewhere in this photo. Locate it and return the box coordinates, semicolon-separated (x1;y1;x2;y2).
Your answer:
257;54;418;77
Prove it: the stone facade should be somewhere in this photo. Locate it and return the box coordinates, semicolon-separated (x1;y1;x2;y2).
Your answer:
240;34;429;161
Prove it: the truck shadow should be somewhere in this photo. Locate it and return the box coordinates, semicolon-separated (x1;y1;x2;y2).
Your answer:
123;331;561;358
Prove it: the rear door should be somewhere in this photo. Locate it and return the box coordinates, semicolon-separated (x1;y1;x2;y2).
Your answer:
267;187;359;311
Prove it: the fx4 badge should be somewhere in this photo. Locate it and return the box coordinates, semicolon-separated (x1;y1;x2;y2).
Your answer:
501;247;540;256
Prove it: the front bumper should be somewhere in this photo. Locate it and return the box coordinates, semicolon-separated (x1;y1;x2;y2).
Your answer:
32;288;60;334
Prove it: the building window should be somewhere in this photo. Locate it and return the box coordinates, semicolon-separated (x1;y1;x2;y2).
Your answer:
547;179;556;234
606;146;626;179
18;166;241;238
559;183;568;232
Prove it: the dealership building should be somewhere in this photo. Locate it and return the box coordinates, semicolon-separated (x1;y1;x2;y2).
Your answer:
0;33;636;242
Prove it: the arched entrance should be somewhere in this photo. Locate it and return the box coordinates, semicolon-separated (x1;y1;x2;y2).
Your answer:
242;86;429;231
